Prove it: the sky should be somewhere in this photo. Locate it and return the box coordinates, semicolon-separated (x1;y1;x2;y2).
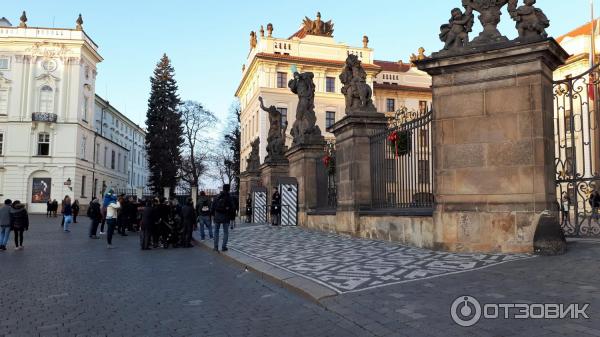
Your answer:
2;0;597;129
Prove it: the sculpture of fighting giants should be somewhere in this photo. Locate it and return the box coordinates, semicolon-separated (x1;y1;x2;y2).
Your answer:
246;138;261;172
259;96;288;162
508;0;549;40
340;54;377;115
288;71;322;145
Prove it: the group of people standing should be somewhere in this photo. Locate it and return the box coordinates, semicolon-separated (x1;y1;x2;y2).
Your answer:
0;199;30;251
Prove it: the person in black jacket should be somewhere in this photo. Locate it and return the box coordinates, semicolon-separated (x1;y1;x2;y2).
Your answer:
117;196;129;236
9;201;29;251
140;199;157;250
72;200;80;223
212;184;235;252
181;198;196;248
245;194;252;223
87;198;102;239
196;191;213;240
271;187;281;226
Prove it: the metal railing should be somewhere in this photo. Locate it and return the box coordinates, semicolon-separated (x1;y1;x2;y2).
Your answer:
369;107;434;211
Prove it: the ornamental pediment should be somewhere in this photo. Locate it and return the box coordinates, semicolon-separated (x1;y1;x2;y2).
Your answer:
35;72;60;85
25;42;73;59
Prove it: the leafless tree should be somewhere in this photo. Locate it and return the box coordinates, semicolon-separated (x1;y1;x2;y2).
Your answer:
179;100;217;189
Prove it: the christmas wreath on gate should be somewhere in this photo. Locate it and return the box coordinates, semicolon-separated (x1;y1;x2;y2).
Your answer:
322;154;336;175
387;130;412;158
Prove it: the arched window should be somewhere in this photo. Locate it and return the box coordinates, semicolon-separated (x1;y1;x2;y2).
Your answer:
39;86;54;113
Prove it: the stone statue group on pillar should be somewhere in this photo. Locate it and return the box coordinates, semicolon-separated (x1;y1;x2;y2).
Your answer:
438;0;549;53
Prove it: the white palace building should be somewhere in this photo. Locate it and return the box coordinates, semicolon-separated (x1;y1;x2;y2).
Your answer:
0;13;148;213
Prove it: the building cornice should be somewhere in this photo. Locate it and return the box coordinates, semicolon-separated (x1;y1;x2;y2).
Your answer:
373;83;432;93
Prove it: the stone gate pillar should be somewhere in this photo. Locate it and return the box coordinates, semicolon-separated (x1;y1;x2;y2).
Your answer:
416;39;568;253
329;114;387;234
239;170;261;216
260;160;289;199
287;141;325;224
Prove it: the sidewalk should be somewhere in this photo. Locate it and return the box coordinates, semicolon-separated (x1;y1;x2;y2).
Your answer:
194;224;532;300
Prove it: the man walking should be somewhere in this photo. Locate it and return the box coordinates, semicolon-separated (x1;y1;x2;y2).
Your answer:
212;184;235;252
105;197;122;249
87;198;102;239
0;199;12;251
196;191;213;240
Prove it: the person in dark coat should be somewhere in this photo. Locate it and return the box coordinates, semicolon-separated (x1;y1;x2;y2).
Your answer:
87;198;102;239
212;184;235;252
9;201;29;250
245;194;252;223
51;199;58;217
72;200;80;223
270;187;281;226
0;199;12;250
229;194;239;230
181;198;196;248
46;201;52;217
196;191;213;240
117;197;129;236
140;199;157;250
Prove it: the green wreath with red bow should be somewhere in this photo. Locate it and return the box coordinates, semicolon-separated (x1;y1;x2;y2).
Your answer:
387;130;412;158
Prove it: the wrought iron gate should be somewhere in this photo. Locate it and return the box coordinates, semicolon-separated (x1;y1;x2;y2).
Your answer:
278;178;298;226
554;63;600;237
370;107;434;211
251;187;268;224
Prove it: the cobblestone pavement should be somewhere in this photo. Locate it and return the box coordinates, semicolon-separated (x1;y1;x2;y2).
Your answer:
2;216;600;337
0;216;375;337
226;226;532;293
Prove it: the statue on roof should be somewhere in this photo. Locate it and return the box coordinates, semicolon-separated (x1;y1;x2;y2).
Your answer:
340;54;377;115
508;0;549;40
302;12;334;37
250;31;257;49
259;97;288;163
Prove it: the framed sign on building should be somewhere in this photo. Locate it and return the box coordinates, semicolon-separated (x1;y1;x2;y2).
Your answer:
31;178;52;204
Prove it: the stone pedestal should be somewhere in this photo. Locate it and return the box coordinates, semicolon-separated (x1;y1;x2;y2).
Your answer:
239;170;261;216
329;113;388;234
416;39;568;253
287;141;325;224
260;160;290;198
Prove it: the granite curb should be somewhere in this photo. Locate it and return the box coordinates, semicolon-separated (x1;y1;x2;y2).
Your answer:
193;237;338;303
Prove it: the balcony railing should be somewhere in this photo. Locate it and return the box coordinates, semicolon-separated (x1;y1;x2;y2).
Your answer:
32;112;58;123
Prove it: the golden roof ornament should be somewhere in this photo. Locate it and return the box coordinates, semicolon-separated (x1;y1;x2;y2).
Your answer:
302;11;334;37
76;14;83;31
267;23;273;37
410;47;427;63
363;35;369;48
19;11;27;28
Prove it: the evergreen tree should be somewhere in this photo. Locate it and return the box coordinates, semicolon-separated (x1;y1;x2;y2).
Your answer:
145;54;183;195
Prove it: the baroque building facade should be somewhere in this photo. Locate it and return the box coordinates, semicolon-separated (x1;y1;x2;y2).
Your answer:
236;13;432;172
0;13;147;213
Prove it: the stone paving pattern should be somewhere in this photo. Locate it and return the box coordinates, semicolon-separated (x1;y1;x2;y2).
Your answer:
226;226;532;293
1;216;600;336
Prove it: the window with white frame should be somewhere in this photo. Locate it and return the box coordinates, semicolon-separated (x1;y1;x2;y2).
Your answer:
0;57;9;70
39;86;54;113
0;90;8;115
37;132;50;156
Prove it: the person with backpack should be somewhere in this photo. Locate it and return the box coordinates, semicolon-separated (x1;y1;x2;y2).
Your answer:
87;198;102;239
212;184;235;252
0;199;12;251
196;191;213;240
62;197;73;233
9;201;29;251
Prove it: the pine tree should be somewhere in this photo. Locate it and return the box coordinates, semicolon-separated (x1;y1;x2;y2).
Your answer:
145;54;183;195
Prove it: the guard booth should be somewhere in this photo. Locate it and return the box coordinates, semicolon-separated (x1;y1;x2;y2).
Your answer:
251;186;268;224
277;177;298;227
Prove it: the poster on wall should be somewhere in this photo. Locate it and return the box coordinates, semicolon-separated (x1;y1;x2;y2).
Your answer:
31;178;52;204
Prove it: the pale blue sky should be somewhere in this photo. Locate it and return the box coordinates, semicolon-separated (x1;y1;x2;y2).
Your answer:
3;1;596;128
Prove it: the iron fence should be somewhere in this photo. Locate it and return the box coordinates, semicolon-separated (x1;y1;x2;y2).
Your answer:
316;140;337;210
370;107;434;210
554;63;600;237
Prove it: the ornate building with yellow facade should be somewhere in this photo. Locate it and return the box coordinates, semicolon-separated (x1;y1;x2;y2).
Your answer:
236;13;432;171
